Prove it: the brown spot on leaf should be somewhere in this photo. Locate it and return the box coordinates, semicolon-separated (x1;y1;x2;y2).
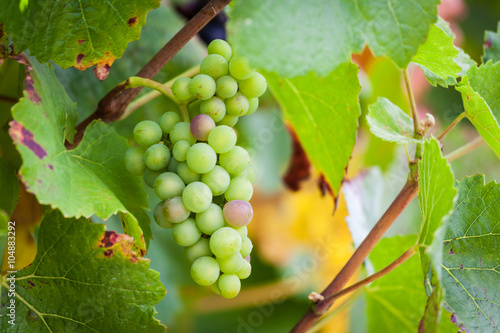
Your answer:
127;17;138;27
448;248;454;255
485;39;492;49
103;249;114;258
76;53;85;64
48;164;54;170
28;280;35;287
78;39;85;45
283;126;310;191
97;230;139;263
94;63;111;81
23;69;41;103
9;121;47;159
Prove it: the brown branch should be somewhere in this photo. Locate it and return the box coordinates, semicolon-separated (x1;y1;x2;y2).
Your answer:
0;95;17;104
290;179;419;332
71;0;231;146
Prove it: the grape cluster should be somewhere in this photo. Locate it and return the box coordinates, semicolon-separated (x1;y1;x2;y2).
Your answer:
124;39;267;299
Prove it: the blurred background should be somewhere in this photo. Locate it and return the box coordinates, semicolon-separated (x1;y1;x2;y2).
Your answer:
3;0;499;332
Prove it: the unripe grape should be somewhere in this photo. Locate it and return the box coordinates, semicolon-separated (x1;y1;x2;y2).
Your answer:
196;203;225;235
153;201;173;229
170;122;196;145
144;167;166;188
190;74;216;100
217;114;239;127
219;146;250;175
154;172;185;200
124;146;146;176
238;72;267;98
210;227;242;258
217;253;243;274
133;120;162;148
167;158;178;173
201;165;230;196
223;200;253;228
191;257;220;286
208;39;232;62
225;176;253;201
216;75;238;99
207;125;236;154
157;111;181;135
246;98;259;116
190;114;215;141
172;77;193;100
236;260;251;279
188;99;202;119
240;236;253;258
144;143;171;171
185;238;212;263
200;96;226;122
177;162;201;184
229;55;255;80
186;143;217;174
163;196;191;223
200;54;229;80
173;140;191;162
234;225;248;239
182;181;213;213
172;218;201;246
225;93;250;116
246;164;257;183
218;274;241;299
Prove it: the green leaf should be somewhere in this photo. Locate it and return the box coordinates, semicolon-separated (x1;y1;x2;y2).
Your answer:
0;0;161;78
0;210;166;332
441;175;500;333
483;23;500;64
457;61;500;158
264;62;360;195
227;0;439;77
366;97;420;144
417;138;457;332
9;57;150;253
412;20;461;87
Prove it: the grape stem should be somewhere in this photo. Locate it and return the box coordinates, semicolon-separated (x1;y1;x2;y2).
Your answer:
437;112;466;141
125;77;178;104
445;136;485;162
68;0;231;148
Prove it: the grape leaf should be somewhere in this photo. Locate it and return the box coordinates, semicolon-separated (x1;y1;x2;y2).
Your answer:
227;0;439;77
484;23;500;64
0;0;161;79
441;175;500;333
457;61;500;158
9;57;150;254
366;97;421;144
264;62;360;195
0;210;166;332
417;138;457;332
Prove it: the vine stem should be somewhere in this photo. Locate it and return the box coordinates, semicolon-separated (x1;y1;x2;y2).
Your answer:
290;179;419;332
437;112;466;141
71;0;231;146
445;136;485;162
403;68;421;136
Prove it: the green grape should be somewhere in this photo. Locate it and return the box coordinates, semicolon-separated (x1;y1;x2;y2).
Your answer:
144;143;171;171
246;98;259;116
201;165;230;196
246;164;257;183
217;114;239;127
238;72;267;98
217;253;243;274
234;225;248;239
177;162;201;184
191;256;220;286
154;172;185;201
218;274;241;299
236;260;251;279
228;55;255;80
196;203;225;235
157;111;181;135
167;158;178;173
163;196;191;223
216;75;238;99
190;74;216;100
200;96;226;122
200;54;229;80
210;227;242;258
207;39;232;62
172;76;193;100
219;146;250;175
185;238;212;263
188;99;202;119
210;282;221;295
207;125;237;154
153;201;173;229
225;93;249;116
240;236;253;258
224;176;253;201
223;200;253;227
170;122;196;145
186;143;217;174
133;120;162;148
190;114;215;141
182;181;213;213
144;167;165;188
173;140;191;162
124;146;146;176
172;218;201;246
